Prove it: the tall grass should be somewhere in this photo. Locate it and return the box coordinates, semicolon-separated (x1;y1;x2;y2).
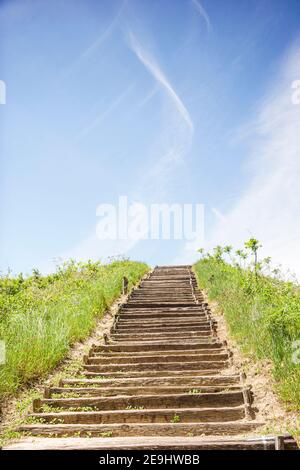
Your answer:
194;257;300;410
0;260;148;399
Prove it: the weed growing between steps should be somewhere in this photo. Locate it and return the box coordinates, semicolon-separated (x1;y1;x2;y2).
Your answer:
0;259;148;398
194;245;300;410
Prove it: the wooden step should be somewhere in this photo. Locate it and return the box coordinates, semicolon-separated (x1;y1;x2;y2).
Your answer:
129;296;196;301
83;369;222;378
116;319;211;327
33;391;246;412
87;352;229;363
48;384;242;397
113;326;212;334
108;337;214;345
120;312;208;322
118;307;205;313
90;348;225;357
28;406;246;424
121;302;204;307
6;435;297;450
123;303;199;308
92;341;223;353
61;374;241;388
110;335;213;344
110;332;213;341
18;421;264;437
83;360;227;372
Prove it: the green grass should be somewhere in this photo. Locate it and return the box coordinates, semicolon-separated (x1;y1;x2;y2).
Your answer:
0;259;148;399
194;257;300;410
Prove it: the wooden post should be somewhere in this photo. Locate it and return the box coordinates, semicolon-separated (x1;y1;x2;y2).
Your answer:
240;372;253;419
103;333;109;344
275;436;285;450
122;276;129;295
83;355;88;364
32;398;42;413
44;387;51;399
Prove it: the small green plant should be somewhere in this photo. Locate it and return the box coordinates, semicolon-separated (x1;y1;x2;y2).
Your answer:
16;391;41;416
49;418;64;424
188;389;202;394
25;416;46;424
170;413;181;423
52;392;81;399
100;431;113;437
213;245;224;262
244;238;262;275
0;429;22;448
41;404;95;413
125;405;145;410
235;249;247;269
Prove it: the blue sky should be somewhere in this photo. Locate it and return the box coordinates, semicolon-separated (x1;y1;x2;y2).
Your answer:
1;0;300;276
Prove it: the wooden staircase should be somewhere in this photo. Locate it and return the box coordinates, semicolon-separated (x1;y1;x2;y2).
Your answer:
4;266;298;450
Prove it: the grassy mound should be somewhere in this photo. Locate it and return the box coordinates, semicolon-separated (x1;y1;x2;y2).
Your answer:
0;260;148;398
194;256;300;410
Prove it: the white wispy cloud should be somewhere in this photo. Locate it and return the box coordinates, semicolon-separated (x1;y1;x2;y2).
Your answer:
127;31;194;198
211;206;227;224
137;84;159;108
65;31;194;265
80;3;125;59
191;0;211;32
128;32;194;132
77;83;135;140
59;1;126;81
177;41;300;278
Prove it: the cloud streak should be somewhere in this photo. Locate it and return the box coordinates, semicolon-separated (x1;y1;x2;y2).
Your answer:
58;1;126;81
128;32;194;133
177;41;300;277
81;1;126;59
65;30;195;265
191;0;211;32
77;83;134;140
